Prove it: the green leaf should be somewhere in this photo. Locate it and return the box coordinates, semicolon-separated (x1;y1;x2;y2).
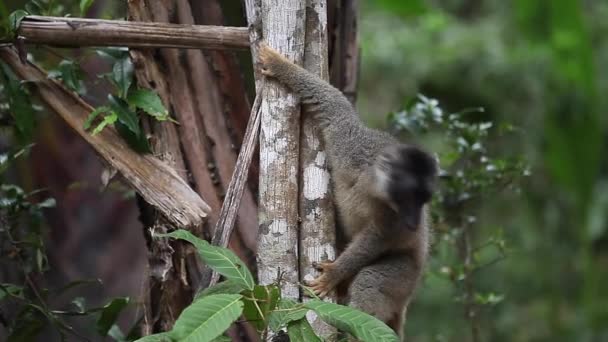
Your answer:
305;300;399;342
7;307;46;342
0;283;24;301
111;56;134;98
268;299;309;332
242;284;280;332
80;0;95;15
171;294;243;342
210;336;231;342
159;230;255;291
134;332;172;342
8;10;28;34
127;89;170;121
195;280;246;300
97;297;130;337
51;60;86;94
84;106;111;130
1;62;35;141
115;120;151;153
287;318;322;342
92;112;117;135
71;297;86;313
108;94;140;136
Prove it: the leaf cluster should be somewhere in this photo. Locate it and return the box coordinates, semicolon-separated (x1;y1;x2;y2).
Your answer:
138;229;400;342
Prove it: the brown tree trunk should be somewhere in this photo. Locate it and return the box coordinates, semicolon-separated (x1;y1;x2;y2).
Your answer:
127;0;257;337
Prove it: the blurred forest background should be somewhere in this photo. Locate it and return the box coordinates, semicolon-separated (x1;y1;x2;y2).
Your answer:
1;0;607;341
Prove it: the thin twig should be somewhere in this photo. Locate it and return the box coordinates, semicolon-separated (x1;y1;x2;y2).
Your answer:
199;79;266;289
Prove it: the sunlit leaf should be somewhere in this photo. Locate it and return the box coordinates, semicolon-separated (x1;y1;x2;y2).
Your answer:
84;106;111;131
127;89;170;121
91;112;117;135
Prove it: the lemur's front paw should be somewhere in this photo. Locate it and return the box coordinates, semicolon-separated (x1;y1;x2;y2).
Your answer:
307;274;333;298
306;260;336;298
258;42;278;77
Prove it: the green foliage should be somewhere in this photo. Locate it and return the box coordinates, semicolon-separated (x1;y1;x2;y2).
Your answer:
97;297;130;336
363;1;608;340
0;62;36;141
305;300;399;342
286;318;322;342
158;229;255;291
241;284;280;332
127;89;172;122
79;0;95;16
171;294;244;342
151;229;401;341
48;60;87;95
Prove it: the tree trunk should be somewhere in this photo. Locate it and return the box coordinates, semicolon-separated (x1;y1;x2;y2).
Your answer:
127;0;257;337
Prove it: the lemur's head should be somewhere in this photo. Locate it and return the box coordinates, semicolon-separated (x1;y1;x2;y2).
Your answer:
374;144;438;230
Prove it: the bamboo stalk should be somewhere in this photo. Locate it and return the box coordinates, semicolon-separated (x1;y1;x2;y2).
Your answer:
16;15;249;50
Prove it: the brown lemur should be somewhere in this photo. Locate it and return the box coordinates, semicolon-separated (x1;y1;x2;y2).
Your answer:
258;43;438;335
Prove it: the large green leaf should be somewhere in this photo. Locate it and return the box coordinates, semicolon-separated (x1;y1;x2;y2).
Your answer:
268;299;309;332
115;120;151;153
96;297;130;336
242;284;280;332
287;318;322;342
108;94;140;136
171;294;244;342
49;60;86;94
8;10;28;34
305;300;399;342
111;56;134;98
127;89;170;121
159;230;255;291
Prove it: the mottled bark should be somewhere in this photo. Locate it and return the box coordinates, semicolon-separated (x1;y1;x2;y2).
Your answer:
299;0;337;336
245;0;306;303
